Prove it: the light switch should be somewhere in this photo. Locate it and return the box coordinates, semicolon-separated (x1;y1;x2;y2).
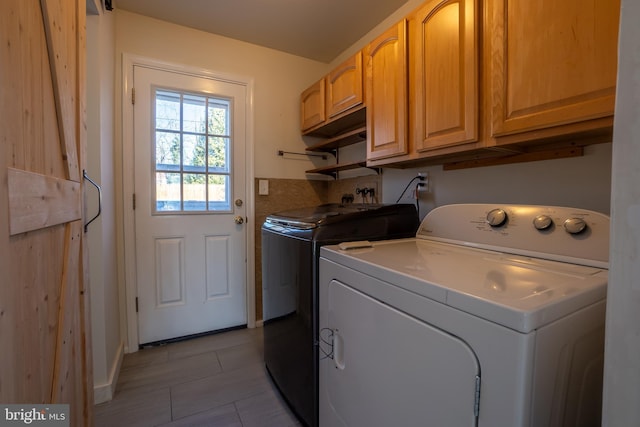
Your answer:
258;179;269;195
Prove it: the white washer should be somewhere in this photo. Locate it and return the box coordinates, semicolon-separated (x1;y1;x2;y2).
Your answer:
318;204;608;427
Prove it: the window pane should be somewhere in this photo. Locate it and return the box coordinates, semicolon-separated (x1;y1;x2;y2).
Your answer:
156;172;181;211
183;173;206;211
183;134;206;172
183;94;207;133
208;136;229;172
208;174;230;210
156;131;181;171
156;90;180;131
208;100;230;136
152;89;234;214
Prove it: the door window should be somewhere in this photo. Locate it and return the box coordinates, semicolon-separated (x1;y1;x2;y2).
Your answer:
153;89;232;213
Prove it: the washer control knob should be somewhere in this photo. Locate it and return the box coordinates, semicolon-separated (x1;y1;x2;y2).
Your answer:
563;217;587;234
533;215;553;230
486;208;508;227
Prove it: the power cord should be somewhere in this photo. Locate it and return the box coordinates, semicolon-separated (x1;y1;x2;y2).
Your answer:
395;175;425;203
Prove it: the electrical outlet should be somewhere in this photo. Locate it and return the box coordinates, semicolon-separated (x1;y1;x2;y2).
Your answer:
417;172;429;192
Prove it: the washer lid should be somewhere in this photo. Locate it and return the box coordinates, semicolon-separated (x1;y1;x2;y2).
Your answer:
265;203;387;229
321;239;607;333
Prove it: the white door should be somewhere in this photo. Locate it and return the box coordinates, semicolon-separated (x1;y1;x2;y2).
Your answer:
133;65;247;344
322;279;480;427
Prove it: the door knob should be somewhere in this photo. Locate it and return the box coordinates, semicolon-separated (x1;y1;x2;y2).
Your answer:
234;216;244;225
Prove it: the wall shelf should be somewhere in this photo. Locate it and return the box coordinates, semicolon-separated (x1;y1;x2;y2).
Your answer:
305;161;379;179
306;126;367;153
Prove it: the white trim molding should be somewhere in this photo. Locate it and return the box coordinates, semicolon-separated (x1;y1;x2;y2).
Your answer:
93;341;124;404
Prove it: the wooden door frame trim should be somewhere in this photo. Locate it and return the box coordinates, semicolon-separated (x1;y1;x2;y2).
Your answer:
119;53;256;353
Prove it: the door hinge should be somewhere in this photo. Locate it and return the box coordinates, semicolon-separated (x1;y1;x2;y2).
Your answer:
133;193;136;210
474;375;481;417
135;297;139;313
132;87;135;105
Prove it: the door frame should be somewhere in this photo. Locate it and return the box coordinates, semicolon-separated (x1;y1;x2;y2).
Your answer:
120;54;256;352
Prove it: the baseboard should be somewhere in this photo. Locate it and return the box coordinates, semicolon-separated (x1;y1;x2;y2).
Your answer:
93;341;124;404
255;319;263;328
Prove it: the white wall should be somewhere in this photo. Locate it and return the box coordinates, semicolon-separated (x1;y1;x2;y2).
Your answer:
602;0;640;424
383;143;613;219
87;9;122;404
114;10;328;180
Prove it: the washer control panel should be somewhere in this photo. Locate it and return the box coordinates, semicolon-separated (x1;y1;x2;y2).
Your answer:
417;204;610;267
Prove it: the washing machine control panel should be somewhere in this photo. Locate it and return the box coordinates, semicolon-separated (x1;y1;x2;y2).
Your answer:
417;204;610;267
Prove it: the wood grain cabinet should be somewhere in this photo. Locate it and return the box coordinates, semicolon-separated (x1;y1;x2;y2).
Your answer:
304;0;620;170
365;20;409;161
326;52;364;120
412;0;478;153
300;77;326;132
486;0;620;142
301;53;365;135
301;53;368;177
367;3;480;167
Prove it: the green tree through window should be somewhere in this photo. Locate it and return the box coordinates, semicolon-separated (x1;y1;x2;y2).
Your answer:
154;89;231;212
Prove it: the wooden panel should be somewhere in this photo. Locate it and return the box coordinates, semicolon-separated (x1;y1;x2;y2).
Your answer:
41;0;80;181
300;78;326;131
489;0;620;137
443;146;583;170
51;221;82;403
8;168;81;235
412;0;478;152
155;238;186;306
326;52;364;119
1;0;92;424
365;20;409;161
206;235;230;298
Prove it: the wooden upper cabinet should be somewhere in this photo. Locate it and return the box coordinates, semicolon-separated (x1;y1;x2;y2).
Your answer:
365;20;409;161
487;0;620;138
300;77;326;131
411;0;478;152
326;52;364;119
301;52;365;135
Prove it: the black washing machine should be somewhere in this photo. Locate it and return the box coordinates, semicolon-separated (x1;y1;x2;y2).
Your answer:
261;203;419;427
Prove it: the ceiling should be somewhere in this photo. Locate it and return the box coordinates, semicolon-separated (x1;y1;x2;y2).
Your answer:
113;0;408;63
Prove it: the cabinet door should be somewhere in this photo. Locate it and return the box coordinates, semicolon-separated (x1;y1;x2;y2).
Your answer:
412;0;478;152
365;20;409;161
300;77;326;131
326;52;364;119
488;0;620;138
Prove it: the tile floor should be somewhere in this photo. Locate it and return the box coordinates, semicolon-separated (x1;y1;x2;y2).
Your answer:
94;327;302;427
